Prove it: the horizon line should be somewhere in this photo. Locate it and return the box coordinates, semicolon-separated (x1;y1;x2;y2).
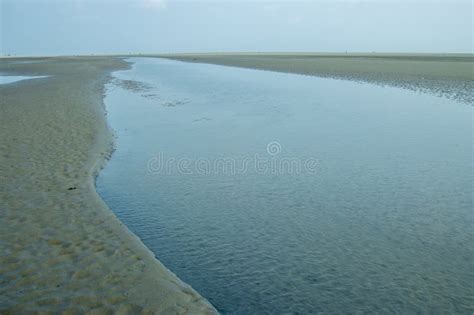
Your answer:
1;51;474;59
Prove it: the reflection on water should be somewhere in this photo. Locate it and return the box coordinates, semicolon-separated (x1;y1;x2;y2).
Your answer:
0;75;48;85
97;58;473;314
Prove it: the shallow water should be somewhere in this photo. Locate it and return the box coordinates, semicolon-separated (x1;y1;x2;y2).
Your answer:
97;58;473;314
2;60;46;65
0;75;48;85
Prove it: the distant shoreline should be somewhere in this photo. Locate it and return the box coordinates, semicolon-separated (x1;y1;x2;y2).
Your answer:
3;53;472;104
2;52;474;59
156;53;474;104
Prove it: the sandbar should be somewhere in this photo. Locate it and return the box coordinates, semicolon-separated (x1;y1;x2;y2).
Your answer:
155;52;474;103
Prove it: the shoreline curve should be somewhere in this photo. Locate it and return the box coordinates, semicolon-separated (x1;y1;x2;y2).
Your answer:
0;56;218;314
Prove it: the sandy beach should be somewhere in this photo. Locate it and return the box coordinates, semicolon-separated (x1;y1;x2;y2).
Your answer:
156;53;474;104
0;53;472;313
0;57;217;314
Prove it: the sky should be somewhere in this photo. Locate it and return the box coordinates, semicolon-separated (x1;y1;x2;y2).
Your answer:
0;0;472;55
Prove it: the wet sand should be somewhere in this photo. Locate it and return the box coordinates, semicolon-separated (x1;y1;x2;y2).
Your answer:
0;52;471;313
0;57;217;314
156;53;474;103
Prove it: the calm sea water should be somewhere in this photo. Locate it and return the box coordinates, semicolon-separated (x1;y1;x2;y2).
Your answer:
0;75;48;85
97;58;473;314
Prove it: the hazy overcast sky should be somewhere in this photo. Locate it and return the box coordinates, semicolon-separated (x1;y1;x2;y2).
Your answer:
0;0;472;55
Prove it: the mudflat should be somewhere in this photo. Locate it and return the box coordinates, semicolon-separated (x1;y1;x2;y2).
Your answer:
156;53;474;103
0;57;217;314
